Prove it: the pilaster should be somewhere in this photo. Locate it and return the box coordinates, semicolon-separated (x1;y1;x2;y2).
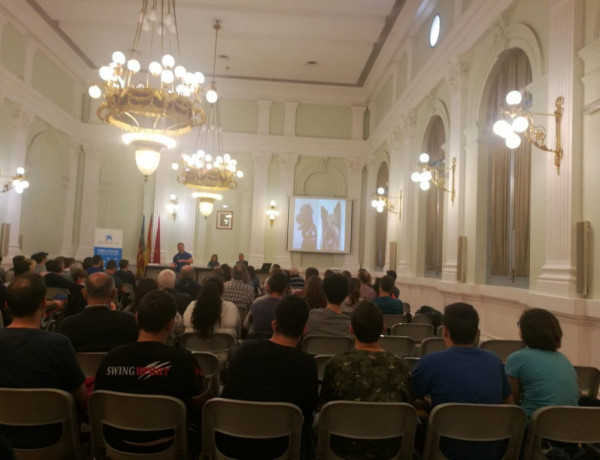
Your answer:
249;152;273;266
273;154;298;267
60;142;81;256
344;157;365;272
74;143;102;260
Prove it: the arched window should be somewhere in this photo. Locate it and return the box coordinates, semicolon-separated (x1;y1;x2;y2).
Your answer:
485;49;532;286
423;116;446;276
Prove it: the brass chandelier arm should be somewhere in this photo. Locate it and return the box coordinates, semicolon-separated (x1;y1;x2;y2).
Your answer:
421;157;456;205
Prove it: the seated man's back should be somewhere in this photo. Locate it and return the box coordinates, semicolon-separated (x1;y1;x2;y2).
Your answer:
306;274;351;336
58;273;138;351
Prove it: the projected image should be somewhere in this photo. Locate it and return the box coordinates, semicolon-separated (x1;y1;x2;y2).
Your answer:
290;197;347;253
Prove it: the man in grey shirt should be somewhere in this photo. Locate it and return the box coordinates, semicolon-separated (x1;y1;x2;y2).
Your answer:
306;273;350;336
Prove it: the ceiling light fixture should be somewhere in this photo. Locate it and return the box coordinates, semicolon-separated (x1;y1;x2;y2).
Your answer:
172;20;243;218
88;0;208;180
493;91;564;174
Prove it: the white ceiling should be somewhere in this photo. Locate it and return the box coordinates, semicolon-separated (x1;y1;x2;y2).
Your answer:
26;0;405;88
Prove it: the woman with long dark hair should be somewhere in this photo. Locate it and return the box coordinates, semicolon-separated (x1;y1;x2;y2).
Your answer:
183;275;240;338
303;275;327;310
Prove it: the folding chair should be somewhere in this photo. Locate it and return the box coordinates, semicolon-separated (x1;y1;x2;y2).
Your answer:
390;324;434;343
76;352;108;377
382;314;409;334
411;314;434;327
379;336;414;357
89;390;187;460
317;401;418;460
192;351;220;396
0;388;83;459
574;365;600;398
180;332;237;370
420;337;446;356
202;397;303;459
479;339;524;362
423;403;526;460
523;406;600;460
301;335;354;356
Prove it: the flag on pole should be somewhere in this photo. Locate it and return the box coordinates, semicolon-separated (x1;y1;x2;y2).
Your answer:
153;216;161;264
136;215;146;278
145;214;153;265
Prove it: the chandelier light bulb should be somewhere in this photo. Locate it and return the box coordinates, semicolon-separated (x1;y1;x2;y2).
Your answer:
506;90;522;106
206;88;218;103
206;163;213;170
224;153;231;162
506;133;522;149
162;54;175;68
216;155;223;163
421;170;432;182
88;85;102;99
205;154;212;162
161;69;175;84
371;199;378;208
419;153;430;164
420;181;431;191
135;149;161;177
16;167;25;175
512;116;529;133
493;119;512;138
174;65;186;78
148;61;162;76
99;65;114;81
193;72;205;84
176;84;186;95
171;162;179;171
112;51;126;65
377;187;385;195
411;172;421;183
236;170;244;178
127;59;141;73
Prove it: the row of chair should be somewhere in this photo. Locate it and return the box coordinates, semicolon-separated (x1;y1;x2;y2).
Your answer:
2;388;600;460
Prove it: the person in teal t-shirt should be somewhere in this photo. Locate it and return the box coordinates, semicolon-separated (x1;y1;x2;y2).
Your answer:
505;308;579;420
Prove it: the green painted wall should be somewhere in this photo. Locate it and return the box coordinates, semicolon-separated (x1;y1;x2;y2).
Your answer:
270;102;284;135
1;23;25;79
296;104;352;139
220;98;258;133
31;50;75;115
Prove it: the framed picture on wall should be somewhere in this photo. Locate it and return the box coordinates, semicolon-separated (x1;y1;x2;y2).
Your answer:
216;211;233;230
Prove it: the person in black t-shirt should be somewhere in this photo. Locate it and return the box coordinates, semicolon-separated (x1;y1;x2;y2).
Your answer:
95;290;208;454
221;295;318;459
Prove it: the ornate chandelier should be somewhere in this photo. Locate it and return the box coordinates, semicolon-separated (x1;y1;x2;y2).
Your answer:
88;0;207;180
172;21;243;218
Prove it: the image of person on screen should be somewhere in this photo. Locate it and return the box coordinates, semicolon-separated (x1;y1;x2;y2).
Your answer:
296;204;317;251
321;202;342;251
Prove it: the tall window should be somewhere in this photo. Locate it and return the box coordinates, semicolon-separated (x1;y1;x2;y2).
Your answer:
486;49;532;286
375;163;388;269
424;116;446;276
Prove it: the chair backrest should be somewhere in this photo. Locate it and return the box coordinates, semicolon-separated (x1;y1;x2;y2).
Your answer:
423;403;526;460
420;337;446;356
180;332;237;369
390;323;434;342
192;351;220;396
404;357;420;370
479;339;524;362
411;314;434;327
314;355;333;382
202;397;303;460
317;401;418;460
379;336;414;357
89;390;187;460
301;335;354;356
436;325;444;337
382;314;408;332
574;365;600;398
523;406;600;460
0;388;82;460
402;302;411;315
76;352;108;377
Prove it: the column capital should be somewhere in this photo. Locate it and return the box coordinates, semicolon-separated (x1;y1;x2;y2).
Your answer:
492;20;509;51
346;158;366;175
399;110;417;137
81;142;103;159
13;106;34;131
278;153;299;170
252;151;273;169
445;56;470;91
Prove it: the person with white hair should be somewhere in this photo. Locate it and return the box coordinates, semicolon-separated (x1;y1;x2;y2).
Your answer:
156;269;187;340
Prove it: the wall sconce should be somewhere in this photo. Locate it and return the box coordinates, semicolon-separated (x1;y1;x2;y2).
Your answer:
266;200;279;227
370;187;402;220
493;91;564;174
1;167;30;194
166;194;179;220
411;154;456;204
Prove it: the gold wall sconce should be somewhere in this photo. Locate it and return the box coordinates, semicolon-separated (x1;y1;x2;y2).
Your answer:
411;154;456;205
1;167;29;194
371;187;402;220
166;194;179;220
266;200;279;227
493;91;564;174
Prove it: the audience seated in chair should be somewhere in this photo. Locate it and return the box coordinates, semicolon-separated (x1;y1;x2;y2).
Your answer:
244;271;289;333
0;273;87;449
223;264;256;317
306;273;350;337
371;275;403;314
412;302;514;459
58;272;138;352
221;295;318;458
94;290;209;454
320;300;412;458
175;264;200;299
